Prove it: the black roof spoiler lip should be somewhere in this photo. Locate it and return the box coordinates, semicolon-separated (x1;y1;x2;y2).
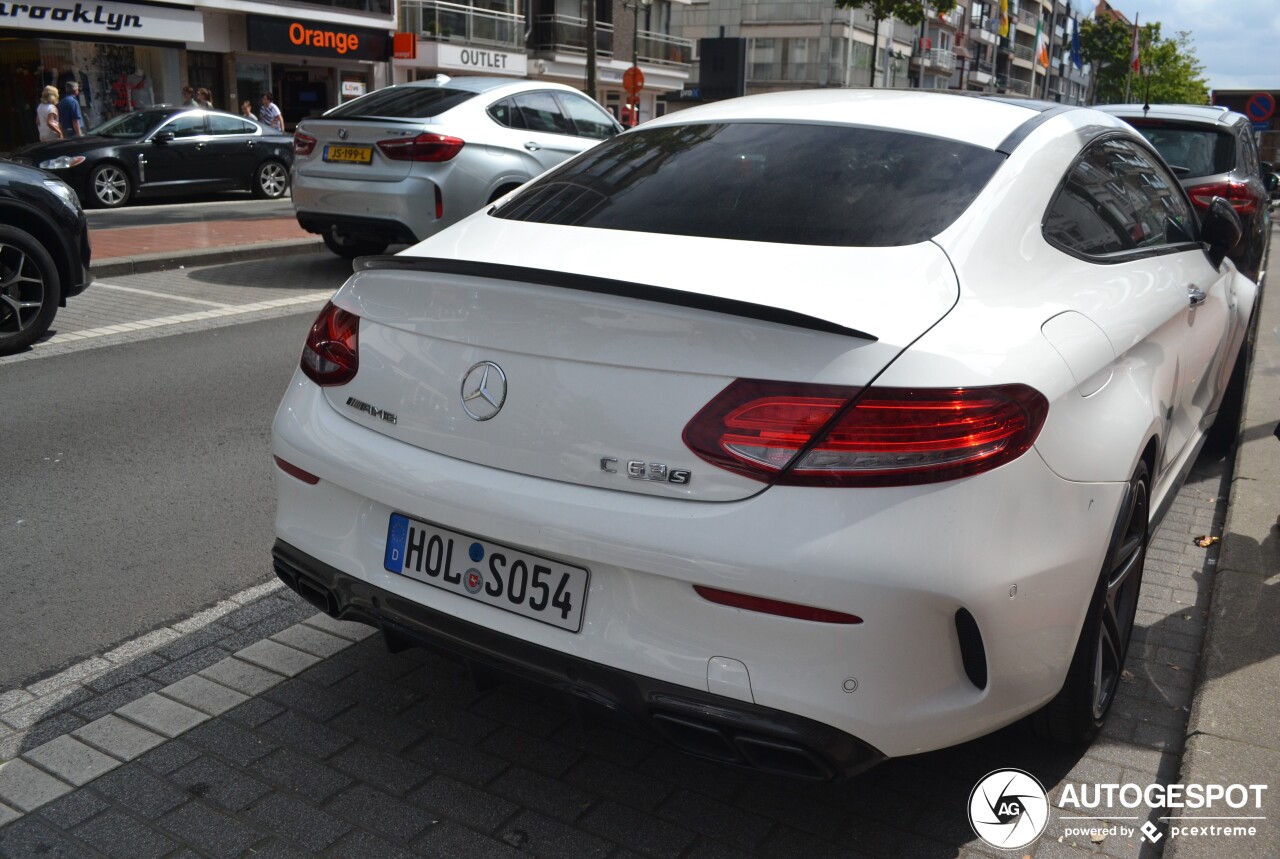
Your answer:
994;104;1078;156
352;256;878;342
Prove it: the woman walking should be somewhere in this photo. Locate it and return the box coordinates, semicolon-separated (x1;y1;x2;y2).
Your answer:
37;85;62;140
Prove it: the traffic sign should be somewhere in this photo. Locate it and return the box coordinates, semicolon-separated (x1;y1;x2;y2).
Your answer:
1245;92;1275;122
623;65;645;96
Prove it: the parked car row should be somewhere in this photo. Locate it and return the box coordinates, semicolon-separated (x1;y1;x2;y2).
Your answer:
270;90;1262;778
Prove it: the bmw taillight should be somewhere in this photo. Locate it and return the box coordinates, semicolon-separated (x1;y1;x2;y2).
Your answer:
294;130;317;156
301;302;359;387
377;133;465;162
1186;181;1260;215
683;380;1048;487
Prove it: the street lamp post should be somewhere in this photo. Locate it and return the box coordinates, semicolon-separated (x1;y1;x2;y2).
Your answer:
623;0;650;125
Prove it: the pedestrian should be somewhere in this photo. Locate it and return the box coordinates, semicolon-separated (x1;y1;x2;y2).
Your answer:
182;85;197;107
196;87;212;109
259;91;283;132
240;99;255;120
37;85;62;141
58;80;84;137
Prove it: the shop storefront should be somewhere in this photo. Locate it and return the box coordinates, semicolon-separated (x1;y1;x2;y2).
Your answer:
1;0;202;150
392;40;529;84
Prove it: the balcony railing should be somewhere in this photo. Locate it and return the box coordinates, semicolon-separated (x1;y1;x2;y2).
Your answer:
400;0;524;50
635;30;694;67
532;14;614;57
1017;8;1038;27
912;48;956;72
1012;42;1033;62
1004;76;1032;95
939;7;964;29
969;68;994;85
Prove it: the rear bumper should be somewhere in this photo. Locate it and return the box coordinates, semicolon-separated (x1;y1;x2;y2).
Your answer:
295;211;420;246
272;538;884;780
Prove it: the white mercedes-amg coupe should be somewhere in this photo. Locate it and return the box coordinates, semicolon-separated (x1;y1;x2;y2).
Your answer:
271;90;1254;779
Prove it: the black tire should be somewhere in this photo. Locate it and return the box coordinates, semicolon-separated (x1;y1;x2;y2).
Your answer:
253;160;290;199
322;230;387;259
1032;460;1149;744
0;224;62;355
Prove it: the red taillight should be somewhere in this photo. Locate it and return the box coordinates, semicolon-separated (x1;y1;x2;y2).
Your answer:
683;380;1048;487
293;130;317;156
273;456;320;485
377;133;465;162
1186;181;1259;215
694;586;862;624
301;302;359;387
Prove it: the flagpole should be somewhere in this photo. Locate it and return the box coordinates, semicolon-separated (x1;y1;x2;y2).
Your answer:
1124;12;1139;102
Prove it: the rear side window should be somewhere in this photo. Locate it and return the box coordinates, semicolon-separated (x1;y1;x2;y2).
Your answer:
1124;120;1235;179
513;92;574;134
1043;136;1196;258
492;122;1004;246
209;115;256;136
164;114;208;138
325;86;475;119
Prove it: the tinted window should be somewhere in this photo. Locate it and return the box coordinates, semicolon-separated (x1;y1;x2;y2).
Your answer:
163;114;208;138
556;93;618;139
209;114;256;135
325;86;475;119
493;122;1004;246
487;98;525;129
93;110;172;139
1044;136;1196;258
514;92;574;135
1124;119;1234;178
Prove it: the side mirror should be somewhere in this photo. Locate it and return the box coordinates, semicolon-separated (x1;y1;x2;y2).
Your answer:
152;131;176;144
1201;196;1242;269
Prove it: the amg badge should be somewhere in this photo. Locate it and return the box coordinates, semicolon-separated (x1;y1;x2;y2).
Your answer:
345;397;398;425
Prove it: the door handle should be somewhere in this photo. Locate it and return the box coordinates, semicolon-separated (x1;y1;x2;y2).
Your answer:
1188;286;1208;308
524;142;541;151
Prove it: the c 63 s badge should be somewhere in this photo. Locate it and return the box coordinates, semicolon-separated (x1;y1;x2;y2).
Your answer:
601;458;691;485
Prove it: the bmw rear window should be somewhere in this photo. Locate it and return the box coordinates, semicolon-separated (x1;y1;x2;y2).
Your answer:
1123;120;1235;179
491;122;1005;247
324;86;476;120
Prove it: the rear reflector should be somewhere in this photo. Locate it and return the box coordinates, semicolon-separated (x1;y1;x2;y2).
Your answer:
273;456;319;485
684;380;1047;487
694;585;862;624
1186;181;1260;215
377;132;465;163
301;302;359;387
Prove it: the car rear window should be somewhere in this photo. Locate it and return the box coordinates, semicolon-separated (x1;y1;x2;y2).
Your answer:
324;86;476;120
1123;120;1235;179
491;122;1004;246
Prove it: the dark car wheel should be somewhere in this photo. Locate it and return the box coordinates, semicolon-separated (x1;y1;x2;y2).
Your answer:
1032;460;1149;744
322;229;387;259
0;224;61;355
89;163;131;208
253;161;290;199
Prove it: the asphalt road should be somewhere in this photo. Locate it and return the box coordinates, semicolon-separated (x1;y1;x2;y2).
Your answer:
0;313;312;689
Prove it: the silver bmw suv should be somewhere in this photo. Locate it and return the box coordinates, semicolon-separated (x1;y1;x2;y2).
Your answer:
1095;103;1275;283
292;76;622;258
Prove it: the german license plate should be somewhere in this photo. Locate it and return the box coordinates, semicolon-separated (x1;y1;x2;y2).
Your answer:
384;514;589;632
322;144;373;164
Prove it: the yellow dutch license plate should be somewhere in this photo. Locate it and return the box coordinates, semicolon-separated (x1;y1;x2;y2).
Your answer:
323;145;373;164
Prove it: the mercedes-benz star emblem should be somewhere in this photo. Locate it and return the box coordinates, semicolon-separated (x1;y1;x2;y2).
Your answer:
460;361;507;421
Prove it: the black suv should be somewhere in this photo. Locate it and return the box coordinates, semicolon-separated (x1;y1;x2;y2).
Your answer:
1096;104;1276;283
0;158;92;355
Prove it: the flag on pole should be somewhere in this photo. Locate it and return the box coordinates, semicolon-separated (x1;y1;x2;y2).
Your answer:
999;0;1010;38
1034;17;1050;67
1129;13;1141;72
1070;15;1083;69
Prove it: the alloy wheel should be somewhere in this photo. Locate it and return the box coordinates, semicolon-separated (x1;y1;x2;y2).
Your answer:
258;162;288;198
93;166;129;207
0;239;47;339
1091;474;1148;720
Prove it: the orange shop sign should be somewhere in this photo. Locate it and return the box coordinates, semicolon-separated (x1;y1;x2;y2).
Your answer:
246;14;390;62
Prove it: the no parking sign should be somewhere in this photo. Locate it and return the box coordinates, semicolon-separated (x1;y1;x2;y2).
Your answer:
1244;92;1275;123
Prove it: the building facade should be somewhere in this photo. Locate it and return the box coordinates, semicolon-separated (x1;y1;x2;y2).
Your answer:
2;0;394;150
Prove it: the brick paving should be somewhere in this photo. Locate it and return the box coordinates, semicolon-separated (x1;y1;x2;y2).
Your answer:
0;256;1240;857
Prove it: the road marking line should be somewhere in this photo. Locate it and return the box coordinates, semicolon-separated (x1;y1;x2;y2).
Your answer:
92;282;233;308
44;291;333;345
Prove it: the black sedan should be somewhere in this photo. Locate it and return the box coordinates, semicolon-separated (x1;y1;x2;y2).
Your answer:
12;108;294;209
1;158;92;354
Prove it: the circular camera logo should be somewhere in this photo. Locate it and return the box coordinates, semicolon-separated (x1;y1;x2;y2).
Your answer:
968;769;1050;850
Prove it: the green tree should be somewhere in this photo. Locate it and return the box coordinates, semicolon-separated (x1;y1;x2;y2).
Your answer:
1081;17;1208;105
834;0;958;87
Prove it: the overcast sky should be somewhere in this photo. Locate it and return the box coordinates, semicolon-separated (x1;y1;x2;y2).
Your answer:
1075;0;1280;91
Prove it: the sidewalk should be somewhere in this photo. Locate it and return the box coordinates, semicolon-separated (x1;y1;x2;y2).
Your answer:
89;217;323;277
